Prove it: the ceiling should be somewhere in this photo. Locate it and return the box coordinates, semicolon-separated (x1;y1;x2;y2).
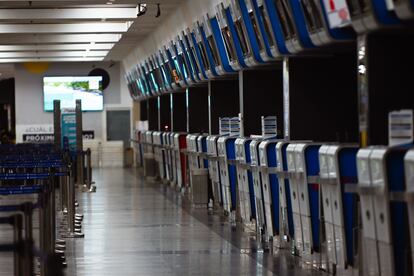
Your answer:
0;0;186;64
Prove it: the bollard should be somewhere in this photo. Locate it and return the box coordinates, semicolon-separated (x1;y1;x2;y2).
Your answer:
82;148;96;193
62;164;84;238
12;214;23;276
22;203;34;276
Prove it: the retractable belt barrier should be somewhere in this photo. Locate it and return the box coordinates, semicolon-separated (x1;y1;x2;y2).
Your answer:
0;143;85;276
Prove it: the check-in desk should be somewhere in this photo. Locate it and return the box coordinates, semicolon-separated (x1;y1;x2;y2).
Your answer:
207;135;223;206
357;146;412;276
319;145;359;273
217;135;238;216
153;132;166;179
235;137;255;226
286;143;321;262
173;133;187;190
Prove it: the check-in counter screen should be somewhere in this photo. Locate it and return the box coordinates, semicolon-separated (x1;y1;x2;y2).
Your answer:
153;67;164;89
222;27;237;62
234;20;250;56
189;46;200;72
345;0;371;16
172;57;183;83
198;41;210;70
207;35;221;66
300;0;324;33
178;53;189;79
258;6;276;46
249;11;264;50
274;0;297;40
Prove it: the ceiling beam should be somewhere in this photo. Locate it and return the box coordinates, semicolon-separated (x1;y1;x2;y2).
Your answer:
0;22;132;34
0;34;122;44
0;51;108;58
0;7;138;20
0;43;114;51
0;57;105;63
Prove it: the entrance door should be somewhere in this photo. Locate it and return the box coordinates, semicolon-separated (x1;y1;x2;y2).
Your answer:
106;110;131;147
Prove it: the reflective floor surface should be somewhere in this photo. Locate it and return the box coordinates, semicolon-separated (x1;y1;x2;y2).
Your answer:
1;168;328;275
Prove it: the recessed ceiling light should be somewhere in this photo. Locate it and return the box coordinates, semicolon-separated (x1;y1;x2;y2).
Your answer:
106;2;113;4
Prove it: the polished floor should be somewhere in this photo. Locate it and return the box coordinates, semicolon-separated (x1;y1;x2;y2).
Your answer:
1;167;326;275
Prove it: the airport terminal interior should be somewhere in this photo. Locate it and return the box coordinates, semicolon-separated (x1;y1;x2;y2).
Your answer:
1;0;414;275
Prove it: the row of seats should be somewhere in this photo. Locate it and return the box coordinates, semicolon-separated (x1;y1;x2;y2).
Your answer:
134;130;414;276
0;144;86;276
125;0;414;100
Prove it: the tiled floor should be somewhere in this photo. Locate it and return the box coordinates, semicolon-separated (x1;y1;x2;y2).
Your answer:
1;167;326;275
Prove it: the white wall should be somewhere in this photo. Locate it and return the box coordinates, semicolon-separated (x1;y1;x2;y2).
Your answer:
122;0;225;71
14;61;132;142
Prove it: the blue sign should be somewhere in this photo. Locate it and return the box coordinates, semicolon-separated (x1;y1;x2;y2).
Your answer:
61;112;77;152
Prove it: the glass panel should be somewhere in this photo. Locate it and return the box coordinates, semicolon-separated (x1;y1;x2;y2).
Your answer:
300;0;324;33
249;11;264;50
259;6;276;46
190;46;201;72
207;35;221;66
345;0;371;16
234;19;250;56
222;26;237;62
198;41;210;70
178;53;189;79
173;56;182;82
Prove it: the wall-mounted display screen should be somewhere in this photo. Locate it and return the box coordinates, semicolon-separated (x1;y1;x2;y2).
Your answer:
43;76;103;112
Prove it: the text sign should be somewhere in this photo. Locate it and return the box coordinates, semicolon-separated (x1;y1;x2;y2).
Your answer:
23;134;54;143
61;113;77;151
389;110;413;146
323;0;352;28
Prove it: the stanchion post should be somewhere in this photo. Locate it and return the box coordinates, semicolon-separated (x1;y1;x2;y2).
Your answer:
12;214;23;276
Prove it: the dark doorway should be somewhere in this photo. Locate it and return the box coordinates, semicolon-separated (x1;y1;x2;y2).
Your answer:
0;78;15;143
106;110;131;148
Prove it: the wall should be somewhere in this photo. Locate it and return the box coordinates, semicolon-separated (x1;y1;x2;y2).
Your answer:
14;61;132;143
122;0;224;71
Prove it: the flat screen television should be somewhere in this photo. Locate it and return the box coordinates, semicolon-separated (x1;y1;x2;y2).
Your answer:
43;76;104;112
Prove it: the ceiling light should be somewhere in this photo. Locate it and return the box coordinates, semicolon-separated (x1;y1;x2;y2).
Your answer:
137;3;147;17
106;2;113;5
